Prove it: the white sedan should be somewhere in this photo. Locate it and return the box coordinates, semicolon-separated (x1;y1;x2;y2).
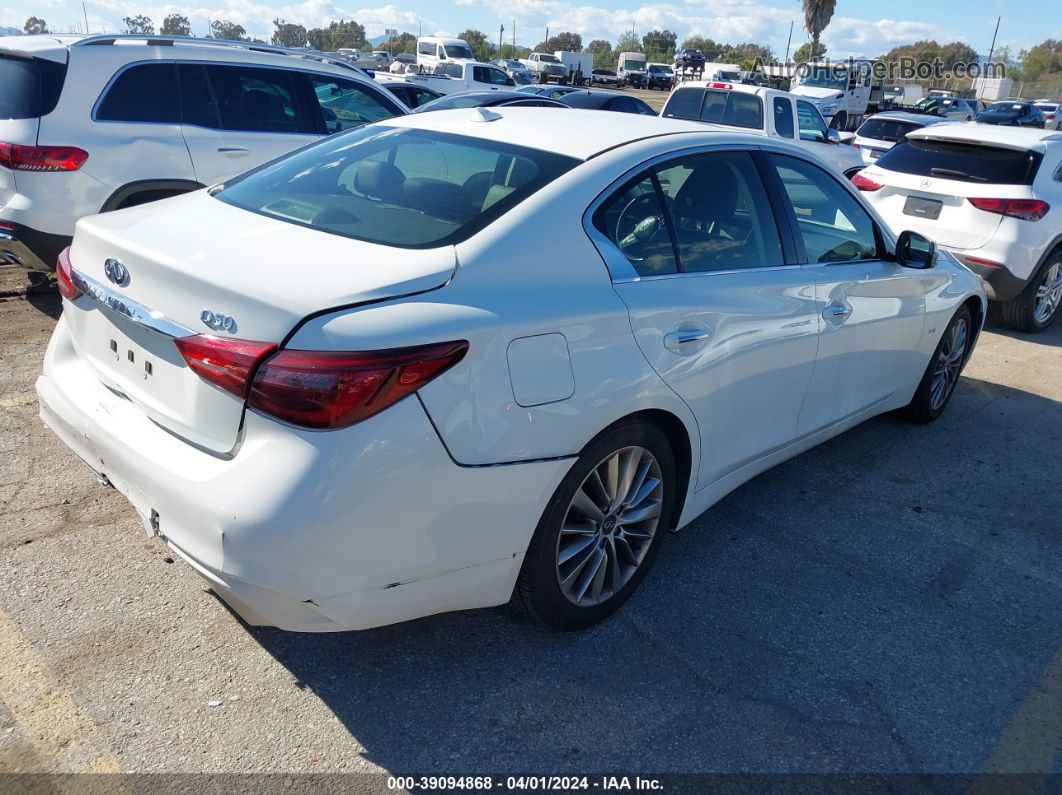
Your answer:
38;110;986;632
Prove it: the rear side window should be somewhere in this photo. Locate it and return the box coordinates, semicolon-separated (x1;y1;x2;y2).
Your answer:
217;126;579;248
856;117;920;143
0;54;67;119
773;97;794;138
876;139;1043;185
192;65;314;134
96;63;179;123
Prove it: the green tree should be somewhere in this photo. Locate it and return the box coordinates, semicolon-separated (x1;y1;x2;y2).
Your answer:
24;16;48;34
159;14;191;36
382;31;417;55
458;29;494;61
306;19;366;51
801;0;836;65
587;39;610;53
642;29;677;60
616;31;641;53
1020;39;1062;81
536;31;583;54
793;41;826;62
123;15;154;34
272;18;307;48
211;20;247;41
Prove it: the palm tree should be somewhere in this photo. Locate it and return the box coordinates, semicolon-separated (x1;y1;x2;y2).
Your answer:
801;0;836;61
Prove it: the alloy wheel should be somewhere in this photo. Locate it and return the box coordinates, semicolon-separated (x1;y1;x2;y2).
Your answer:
930;317;968;410
555;446;664;607
1033;262;1062;326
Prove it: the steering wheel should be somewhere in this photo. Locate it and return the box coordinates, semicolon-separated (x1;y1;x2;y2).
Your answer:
616;192;670;261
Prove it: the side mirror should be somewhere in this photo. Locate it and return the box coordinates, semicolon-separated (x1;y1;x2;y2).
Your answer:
827;129;842;144
895;230;937;269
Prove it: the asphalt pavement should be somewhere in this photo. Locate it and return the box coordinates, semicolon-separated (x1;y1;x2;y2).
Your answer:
0;284;1059;779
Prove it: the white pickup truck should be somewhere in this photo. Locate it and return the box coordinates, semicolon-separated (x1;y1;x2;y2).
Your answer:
661;81;865;177
377;61;515;96
521;52;568;83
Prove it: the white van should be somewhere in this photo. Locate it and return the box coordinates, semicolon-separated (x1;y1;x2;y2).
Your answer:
415;36;475;72
616;51;646;86
702;62;743;82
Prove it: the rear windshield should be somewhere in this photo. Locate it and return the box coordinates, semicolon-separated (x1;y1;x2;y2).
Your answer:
875;138;1043;185
663;88;763;129
217;126;579;248
0;54;67;119
856;117;921;143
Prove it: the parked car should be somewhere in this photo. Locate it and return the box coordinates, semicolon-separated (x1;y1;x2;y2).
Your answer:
616;51;647;87
38;109;984;632
661;81;865;177
673;48;706;72
914;95;977;120
646;63;675;91
0;33;406;273
380;80;444;109
515;84;587;99
411;91;568;113
1033;101;1061;130
493;58;535;85
855;124;1061;332
977;101;1047;128
851;111;953;164
559;90;656;115
521;52;567;83
425;61;516;95
590;68;624;87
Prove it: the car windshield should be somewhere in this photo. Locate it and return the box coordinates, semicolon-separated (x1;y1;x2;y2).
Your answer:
0;54;67;119
216;126;579;248
875;138;1042;185
1037;104;1058;112
649;66;672;74
857;117;922;143
663;88;763;129
444;45;475;59
800;66;848;91
987;102;1024;112
414;94;494;111
622;59;645;71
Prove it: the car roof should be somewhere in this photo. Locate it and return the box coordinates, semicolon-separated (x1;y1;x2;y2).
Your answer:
376;107;728;159
906;122;1062;152
863;112;948;126
560;90;638;109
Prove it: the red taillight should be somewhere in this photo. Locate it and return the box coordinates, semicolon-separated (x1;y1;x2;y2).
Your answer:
56;247;81;301
963;256;1002;268
174;335;277;398
851;173;883;191
968;197;1050;221
248;341;469;430
0;143;88;172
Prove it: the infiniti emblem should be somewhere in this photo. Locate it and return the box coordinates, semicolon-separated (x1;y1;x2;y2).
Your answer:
200;310;237;333
103;258;129;286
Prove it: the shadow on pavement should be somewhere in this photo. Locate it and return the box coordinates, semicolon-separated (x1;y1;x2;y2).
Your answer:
244;376;1062;774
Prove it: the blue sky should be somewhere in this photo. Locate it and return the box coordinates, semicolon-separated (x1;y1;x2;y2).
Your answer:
2;0;1059;61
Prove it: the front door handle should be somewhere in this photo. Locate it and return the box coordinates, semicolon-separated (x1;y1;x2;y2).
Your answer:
217;147;250;157
822;302;852;323
663;325;712;353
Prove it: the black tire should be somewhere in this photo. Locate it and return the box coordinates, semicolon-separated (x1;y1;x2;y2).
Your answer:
899;305;973;424
999;250;1062;333
511;418;677;630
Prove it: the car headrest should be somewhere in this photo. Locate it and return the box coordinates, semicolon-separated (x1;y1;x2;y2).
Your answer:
354;160;406;204
403;178;476;223
673;163;740;225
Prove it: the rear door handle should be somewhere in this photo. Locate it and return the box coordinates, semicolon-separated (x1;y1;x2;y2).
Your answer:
822;302;852;323
664;325;713;353
217;147;250;157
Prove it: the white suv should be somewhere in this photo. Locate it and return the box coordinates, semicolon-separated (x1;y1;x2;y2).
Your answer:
0;34;406;272
855;124;1062;332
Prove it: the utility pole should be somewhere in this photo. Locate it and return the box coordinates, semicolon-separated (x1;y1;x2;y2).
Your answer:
784;20;793;63
512;20;516;55
82;2;90;35
499;23;504;56
981;16;1001;101
544;26;548;51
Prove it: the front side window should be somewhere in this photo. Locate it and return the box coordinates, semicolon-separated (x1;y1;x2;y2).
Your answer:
309;76;401;133
773;97;794;138
217;126;578;248
199;65;313;134
769;154;878;263
796;100;828;143
96;63;179;123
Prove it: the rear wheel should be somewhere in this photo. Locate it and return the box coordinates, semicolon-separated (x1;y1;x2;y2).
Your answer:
512;419;676;630
999;252;1062;333
899;305;972;423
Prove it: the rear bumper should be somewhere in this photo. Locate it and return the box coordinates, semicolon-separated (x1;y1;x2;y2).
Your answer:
0;222;69;271
36;312;572;631
953;255;1029;302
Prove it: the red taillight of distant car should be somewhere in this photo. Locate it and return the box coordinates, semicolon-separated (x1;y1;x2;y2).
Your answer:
851;173;884;191
968;198;1050;221
0;143;88;172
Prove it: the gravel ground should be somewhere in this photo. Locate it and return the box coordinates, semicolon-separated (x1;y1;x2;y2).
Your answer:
0;286;1059;779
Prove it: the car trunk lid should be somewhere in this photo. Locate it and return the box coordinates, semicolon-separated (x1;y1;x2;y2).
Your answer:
64;192;456;453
